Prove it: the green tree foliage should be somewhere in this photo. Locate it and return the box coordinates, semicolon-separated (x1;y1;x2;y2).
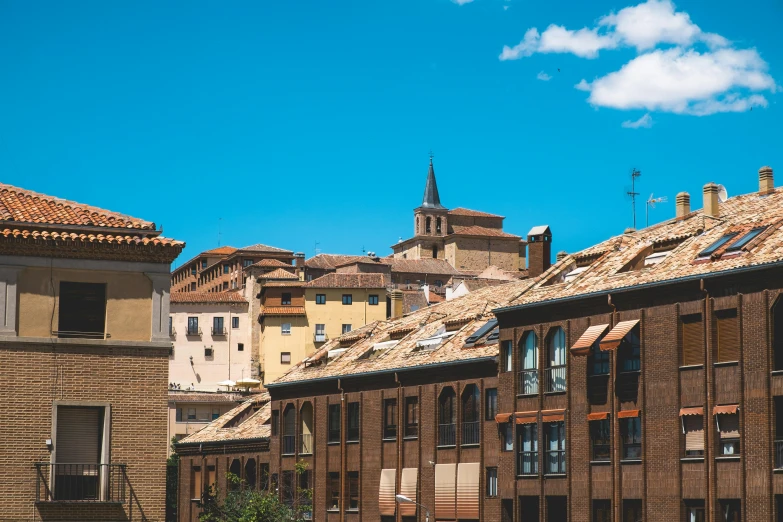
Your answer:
166;437;180;522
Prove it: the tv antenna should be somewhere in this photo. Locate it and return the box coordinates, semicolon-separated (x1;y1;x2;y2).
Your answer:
646;193;668;227
314;241;321;256
625;169;642;229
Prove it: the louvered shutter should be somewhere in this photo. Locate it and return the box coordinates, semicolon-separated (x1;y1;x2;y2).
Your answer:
681;315;703;366
719;414;740;439
716;310;740;363
56;407;102;464
684;416;704;453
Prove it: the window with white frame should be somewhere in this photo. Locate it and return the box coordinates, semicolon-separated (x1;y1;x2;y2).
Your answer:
282;323;291;335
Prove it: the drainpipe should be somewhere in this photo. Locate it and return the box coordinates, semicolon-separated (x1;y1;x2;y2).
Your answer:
338;378;346;522
228;308;232;381
395;372;403;522
608;294;620;522
701;279;714;522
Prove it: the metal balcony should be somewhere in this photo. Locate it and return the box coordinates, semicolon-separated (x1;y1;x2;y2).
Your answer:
545;365;567;393
35;463;126;503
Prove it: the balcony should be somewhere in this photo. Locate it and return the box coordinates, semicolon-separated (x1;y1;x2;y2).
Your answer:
35;463;126;503
517;451;538;476
462;421;480;445
438;423;456;447
211;327;227;337
546;450;566;474
282;435;296;456
186;327;203;337
545;365;567;393
300;434;313;455
518;369;539;395
776;440;783;469
314;333;328;343
169;327;176;338
52;330;109;340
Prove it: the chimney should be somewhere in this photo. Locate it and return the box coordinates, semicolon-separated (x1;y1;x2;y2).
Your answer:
390;289;404;319
760;166;774;195
294;252;306;281
555;251;568;263
675;192;690;220
526;226;552;278
703;182;720;218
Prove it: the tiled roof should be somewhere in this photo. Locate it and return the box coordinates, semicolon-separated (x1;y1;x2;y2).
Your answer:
304;273;389;289
240;243;293;254
461;278;517;292
260;306;306;316
251;259;293;268
203;246;238;255
305;254;366;270
449;207;504;218
0;228;181;246
427;291;445;304
387;258;463;276
259;268;298;280
403;289;429;314
448;225;520;239
168;391;244;403
262;280;306;288
178;393;271;444
271;279;535;385
171;291;247;304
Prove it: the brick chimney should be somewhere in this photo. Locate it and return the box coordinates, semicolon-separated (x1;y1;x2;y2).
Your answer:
526;226;552;278
703;183;720;218
760;166;774;195
555;251;568;263
675;192;690;220
390;289;404;319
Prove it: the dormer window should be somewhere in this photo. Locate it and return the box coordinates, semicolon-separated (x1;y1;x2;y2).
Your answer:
725;227;766;253
563;266;588;283
643;251;670;267
698;232;739;258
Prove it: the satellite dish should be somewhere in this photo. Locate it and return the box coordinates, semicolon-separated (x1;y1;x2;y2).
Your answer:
717;184;728;203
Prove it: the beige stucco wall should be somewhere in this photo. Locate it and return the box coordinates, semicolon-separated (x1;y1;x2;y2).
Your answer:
449;237;521;271
303;288;387;355
260;316;308;384
17;267;153;341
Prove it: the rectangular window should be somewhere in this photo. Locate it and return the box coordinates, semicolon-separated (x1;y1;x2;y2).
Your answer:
546;422;566;474
281;352;291;364
683;414;704;456
281;323;291;335
260;463;270;491
621;417;642;460
405;396;418;438
383;398;397;440
222;281;228;290
187;317;199;335
213;316;224;335
486;467;498;497
211;408;220;420
502;340;513;372
623;499;642;522
191;465;202;500
54;405;106;501
232;316;239;329
715;309;740;363
727;227;766;252
329;404;341;443
347;471;359;511
201;260;207;269
271;410;279;436
169;317;173;336
503;421;514;452
681;314;704;366
176;408;183;422
698;232;739;258
344;402;360;442
719;500;740;521
315;324;326;342
282;293;292;305
281;470;295;507
685;501;705;522
188;408;196;420
342;324;352;334
191;265;197;275
369;294;379;305
717;413;740;455
593;500;611;522
316;294;326;305
223;264;230;274
518;423;538;475
57;282;107;338
342;294;353;305
591;419;611;461
327;472;340;511
238;343;244;351
243;259;254;267
485;388;498;420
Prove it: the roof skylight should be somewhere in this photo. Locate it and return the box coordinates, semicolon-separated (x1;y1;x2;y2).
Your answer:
697;232;739;258
725;227;766;252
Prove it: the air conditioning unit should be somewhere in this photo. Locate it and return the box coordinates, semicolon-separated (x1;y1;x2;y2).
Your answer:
204;347;213;357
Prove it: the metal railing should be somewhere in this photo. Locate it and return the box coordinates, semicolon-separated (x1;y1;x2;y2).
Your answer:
517;451;538;476
169;327;176;337
282;435;296;456
438;423;456;447
462;421;480;445
186;327;202;336
35;463;126;503
211;327;227;336
300;434;313;455
776;441;783;469
52;330;109;340
546;450;566;474
518;369;539;395
545;365;567;393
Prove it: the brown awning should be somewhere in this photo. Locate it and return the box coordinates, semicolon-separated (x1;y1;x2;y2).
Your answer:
456;463;480;520
617;409;640;418
379;469;396;517
679;407;704;416
542;409;565;422
435;463;456;520
515;411;538;425
599;319;640;351
399;468;418;517
495;413;512;424
587;412;609;421
713;404;739;415
570;324;610;356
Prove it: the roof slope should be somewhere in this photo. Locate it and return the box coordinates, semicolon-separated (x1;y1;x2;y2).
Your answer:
240;243;293;254
449;225;520;239
259;268;298;280
203;246;238;255
419;159;445;210
387;258;464;276
179;393;271;444
171;291;247;304
305;254;366;270
449;207;503;218
304;273;389;289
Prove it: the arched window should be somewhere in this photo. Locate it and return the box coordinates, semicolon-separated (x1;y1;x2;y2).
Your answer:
519;331;539;395
300;402;314;455
438;388;456;446
245;458;257;490
436;217;442;234
416;216;420;234
545;327;566;393
229;459;241;490
461;385;480;445
282;404;296;455
426;217;432;233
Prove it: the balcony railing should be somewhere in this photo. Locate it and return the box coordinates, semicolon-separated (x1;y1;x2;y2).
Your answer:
462;421;480;445
35;463;126;503
314;333;328;343
517;451;538;476
546;450;566;474
518;369;539;395
282;435;296;456
545;365;567;393
211;327;227;336
52;330;109;340
776;441;783;469
186;327;203;337
438;423;456;447
300;434;313;455
169;327;176;337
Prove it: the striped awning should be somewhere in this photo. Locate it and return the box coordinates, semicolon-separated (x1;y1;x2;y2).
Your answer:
679;407;704;416
587;412;609;421
713;404;739;415
379;469;396;516
515;411;538;425
456;463;480;520
399;468;418;517
495;413;512;424
570;324;610;356
542;409;565;422
617;409;640;418
599;319;640;351
435;463;457;520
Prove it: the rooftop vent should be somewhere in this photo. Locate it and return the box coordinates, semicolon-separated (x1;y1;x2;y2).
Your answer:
760;166;774;195
676;192;691;220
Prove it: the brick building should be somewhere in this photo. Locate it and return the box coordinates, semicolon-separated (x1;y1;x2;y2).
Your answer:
0;183;183;521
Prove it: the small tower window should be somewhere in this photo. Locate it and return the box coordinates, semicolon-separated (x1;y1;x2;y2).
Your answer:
426;217;432;234
432;245;438;259
436;217;442;234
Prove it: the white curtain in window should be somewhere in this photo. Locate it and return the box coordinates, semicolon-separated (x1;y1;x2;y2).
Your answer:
550;328;566;366
522;426;537;452
523;333;538;370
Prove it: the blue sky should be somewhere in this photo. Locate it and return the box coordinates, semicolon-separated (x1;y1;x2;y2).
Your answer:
1;0;780;267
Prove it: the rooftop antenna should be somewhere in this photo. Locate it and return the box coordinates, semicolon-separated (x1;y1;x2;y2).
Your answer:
625;169;642;229
646;193;668;227
314;241;321;256
218;217;222;246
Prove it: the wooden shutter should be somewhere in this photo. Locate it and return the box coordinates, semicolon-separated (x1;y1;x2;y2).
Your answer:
456;462;480;520
379;469;396;516
435;463;457;520
191;466;202;499
56;406;102;464
684;416;704;452
716;310;740;363
681;315;703;366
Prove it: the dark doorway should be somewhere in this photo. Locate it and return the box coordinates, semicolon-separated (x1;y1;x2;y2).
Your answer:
547;496;566;521
520;496;540;521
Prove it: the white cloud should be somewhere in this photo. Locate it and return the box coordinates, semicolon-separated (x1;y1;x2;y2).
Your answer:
500;25;616;60
574;79;591;91
537;71;552;81
503;5;509;10
622;113;653;128
582;48;776;115
499;28;540;60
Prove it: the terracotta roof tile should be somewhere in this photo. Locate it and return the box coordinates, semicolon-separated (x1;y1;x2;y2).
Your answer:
260;306;306;316
304;273;389;288
449;225;520;238
178;393;271;444
251;259;293;268
262;280;305;287
259;268;298;280
304;254;366;270
387;258;463;276
168;391;244;403
203;246;238;256
171;291;247;304
240;243;293;254
449;207;504;218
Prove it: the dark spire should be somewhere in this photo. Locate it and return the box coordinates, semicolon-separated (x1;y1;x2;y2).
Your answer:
419;155;446;210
